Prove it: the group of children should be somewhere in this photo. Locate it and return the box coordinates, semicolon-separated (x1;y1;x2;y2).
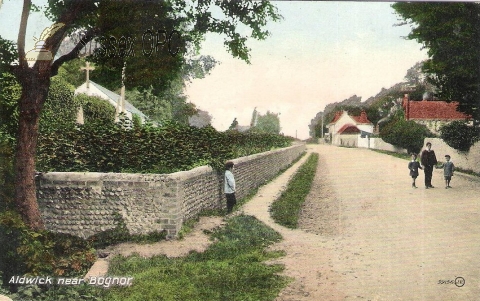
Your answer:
408;142;455;189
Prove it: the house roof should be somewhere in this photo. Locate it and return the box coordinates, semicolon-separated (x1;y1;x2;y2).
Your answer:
330;111;343;124
403;98;470;120
90;81;147;119
351;111;372;124
328;110;372;125
337;123;360;134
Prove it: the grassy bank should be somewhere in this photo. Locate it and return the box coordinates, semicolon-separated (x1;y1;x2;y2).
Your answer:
5;215;289;301
270;152;319;229
99;214;288;301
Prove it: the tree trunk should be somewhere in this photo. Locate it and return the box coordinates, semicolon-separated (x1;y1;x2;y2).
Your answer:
14;67;50;230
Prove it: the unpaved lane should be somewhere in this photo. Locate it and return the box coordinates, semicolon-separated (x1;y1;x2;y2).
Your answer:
243;144;480;301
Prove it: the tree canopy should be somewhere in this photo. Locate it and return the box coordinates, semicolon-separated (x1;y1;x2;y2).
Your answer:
392;2;480;122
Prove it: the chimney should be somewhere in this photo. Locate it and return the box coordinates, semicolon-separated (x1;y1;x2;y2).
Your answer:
404;96;410;120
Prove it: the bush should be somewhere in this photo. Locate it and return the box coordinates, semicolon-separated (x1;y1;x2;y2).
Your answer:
440;121;480;152
0;211;97;288
380;116;434;153
75;94;116;125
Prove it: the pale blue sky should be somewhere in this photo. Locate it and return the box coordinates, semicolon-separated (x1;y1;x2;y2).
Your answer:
0;1;428;139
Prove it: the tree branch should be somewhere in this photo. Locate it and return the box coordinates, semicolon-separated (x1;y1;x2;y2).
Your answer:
50;28;97;76
17;0;31;68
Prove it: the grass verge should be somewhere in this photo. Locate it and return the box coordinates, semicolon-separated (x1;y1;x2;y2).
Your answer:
97;214;288;301
270;152;319;229
177;151;308;238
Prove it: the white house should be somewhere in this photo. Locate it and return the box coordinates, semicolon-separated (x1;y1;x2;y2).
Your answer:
327;110;374;147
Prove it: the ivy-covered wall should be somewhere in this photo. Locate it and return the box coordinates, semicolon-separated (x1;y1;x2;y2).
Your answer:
36;144;305;238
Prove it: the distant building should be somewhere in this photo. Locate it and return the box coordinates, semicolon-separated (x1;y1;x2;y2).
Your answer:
402;94;470;134
327;110;374;146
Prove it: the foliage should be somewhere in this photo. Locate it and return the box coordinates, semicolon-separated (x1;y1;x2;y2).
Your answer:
270;153;319;228
98;214;288;301
0;211;96;286
7;283;100;301
0;73;81;139
40;77;80;133
252;110;281;134
125;87;172;124
392;2;480;121
0;142;15;211
228;117;239;130
380;112;435;154
75;94;116;125
55;58;88;88
36;121;292;173
0;37;16;69
440;121;480;152
0;72;22;141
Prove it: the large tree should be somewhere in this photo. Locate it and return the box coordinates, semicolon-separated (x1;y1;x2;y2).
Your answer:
4;0;281;230
252;111;281;134
392;2;480;122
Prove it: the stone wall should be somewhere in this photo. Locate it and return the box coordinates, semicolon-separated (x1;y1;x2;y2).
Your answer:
36;143;306;238
423;138;480;174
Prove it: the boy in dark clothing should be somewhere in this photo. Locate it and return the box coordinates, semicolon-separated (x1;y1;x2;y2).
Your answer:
421;142;437;189
408;153;422;188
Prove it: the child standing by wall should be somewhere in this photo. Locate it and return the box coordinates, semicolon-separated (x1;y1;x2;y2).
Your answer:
436;155;455;189
224;161;236;213
408;153;422;188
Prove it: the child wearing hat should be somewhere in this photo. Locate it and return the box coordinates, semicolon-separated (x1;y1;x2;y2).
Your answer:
436;155;455;188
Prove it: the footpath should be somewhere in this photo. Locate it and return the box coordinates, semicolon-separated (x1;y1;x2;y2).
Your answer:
86;144;480;301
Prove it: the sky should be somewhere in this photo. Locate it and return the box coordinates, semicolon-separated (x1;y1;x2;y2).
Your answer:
0;1;429;139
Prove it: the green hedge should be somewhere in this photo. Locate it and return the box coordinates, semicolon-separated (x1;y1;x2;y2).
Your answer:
36;122;292;173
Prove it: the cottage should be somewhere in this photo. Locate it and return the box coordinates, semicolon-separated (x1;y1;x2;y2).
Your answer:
402;94;470;134
327;110;374;146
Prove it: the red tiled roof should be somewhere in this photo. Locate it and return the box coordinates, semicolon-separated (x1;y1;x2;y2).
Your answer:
329;110;372;125
337;123;360;134
329;111;343;124
403;98;470;120
352;110;372;124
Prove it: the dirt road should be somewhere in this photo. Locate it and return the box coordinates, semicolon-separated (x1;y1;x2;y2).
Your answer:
243;144;480;301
